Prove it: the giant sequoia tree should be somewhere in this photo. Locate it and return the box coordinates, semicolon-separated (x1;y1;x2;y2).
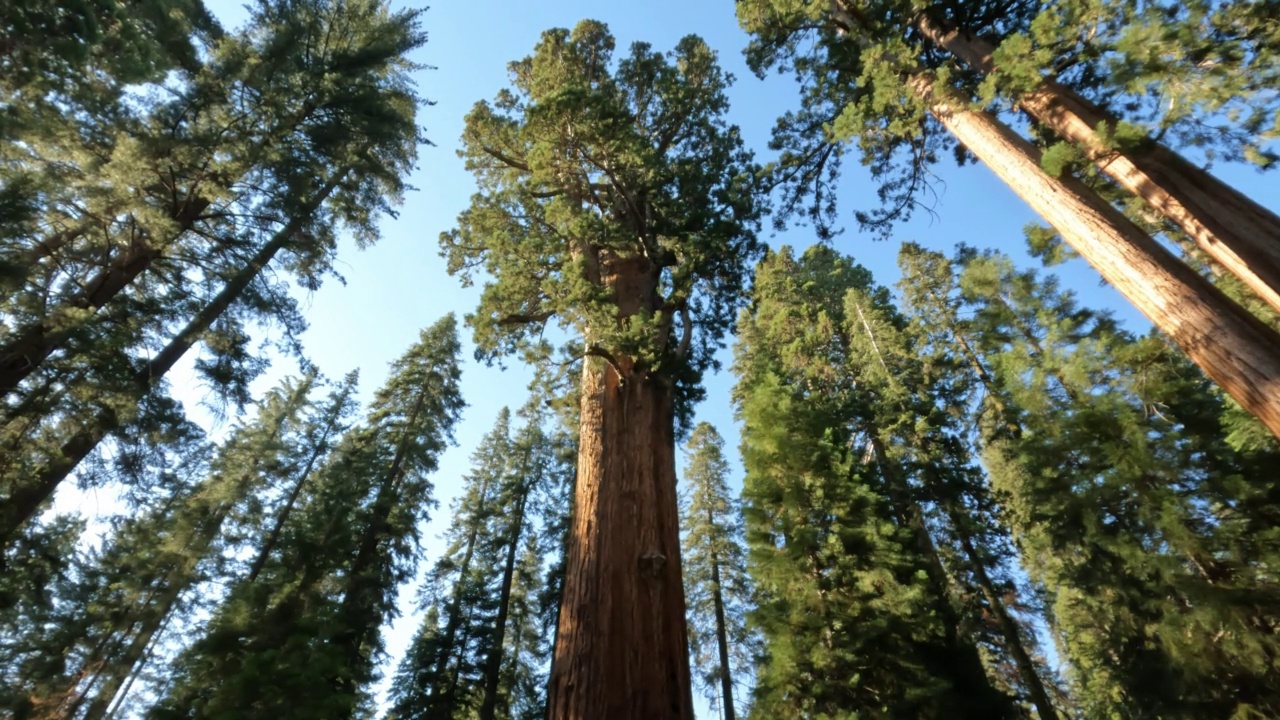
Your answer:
735;0;1280;438
442;20;762;719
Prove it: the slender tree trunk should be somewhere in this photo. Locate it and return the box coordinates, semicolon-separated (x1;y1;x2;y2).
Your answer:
429;471;496;716
948;509;1060;720
0;172;345;549
917;16;1280;316
246;384;352;583
333;388;428;704
479;490;529;720
80;583;186;720
917;77;1280;439
705;521;736;720
0;99;327;397
100;609;171;720
547;256;694;720
869;436;1017;719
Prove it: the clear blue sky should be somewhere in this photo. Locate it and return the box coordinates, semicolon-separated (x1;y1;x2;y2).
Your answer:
155;0;1280;714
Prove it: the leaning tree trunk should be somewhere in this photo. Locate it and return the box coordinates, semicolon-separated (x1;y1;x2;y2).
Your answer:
547;256;695;720
332;389;428;708
0;100;327;397
869;436;1016;719
947;506;1061;720
918;16;1280;316
246;383;351;583
917;76;1280;440
0;198;210;397
0;171;345;550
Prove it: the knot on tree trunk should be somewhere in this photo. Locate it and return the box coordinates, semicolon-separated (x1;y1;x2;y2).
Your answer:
638;552;666;579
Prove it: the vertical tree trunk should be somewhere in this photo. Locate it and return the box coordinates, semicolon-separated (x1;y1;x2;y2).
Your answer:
0;173;345;550
918;77;1280;439
705;513;736;720
547;255;694;720
918;17;1280;316
479;490;529;720
428;471;495;716
949;509;1061;720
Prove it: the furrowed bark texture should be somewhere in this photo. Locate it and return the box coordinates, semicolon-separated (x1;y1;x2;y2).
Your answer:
547;257;694;720
919;17;1280;315
920;79;1280;439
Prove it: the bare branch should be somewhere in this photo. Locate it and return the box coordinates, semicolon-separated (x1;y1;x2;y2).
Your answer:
675;304;693;359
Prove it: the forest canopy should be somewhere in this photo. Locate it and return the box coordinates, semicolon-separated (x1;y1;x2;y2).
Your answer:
2;1;1278;719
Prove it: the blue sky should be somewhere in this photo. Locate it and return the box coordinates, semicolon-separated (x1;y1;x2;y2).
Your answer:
127;0;1280;714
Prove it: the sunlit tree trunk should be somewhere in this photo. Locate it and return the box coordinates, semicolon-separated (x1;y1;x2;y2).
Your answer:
547;256;695;720
918;16;1280;316
918;77;1280;439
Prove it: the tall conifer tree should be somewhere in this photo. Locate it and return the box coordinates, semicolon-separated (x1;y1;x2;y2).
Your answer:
733;246;1016;719
734;0;1280;438
679;422;752;720
0;0;430;546
441;21;762;718
150;316;463;720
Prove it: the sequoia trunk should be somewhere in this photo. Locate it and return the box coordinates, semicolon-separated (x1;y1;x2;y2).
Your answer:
547;258;694;720
919;17;1280;316
920;79;1280;439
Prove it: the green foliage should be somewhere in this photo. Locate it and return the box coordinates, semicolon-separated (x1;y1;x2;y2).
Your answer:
0;0;429;547
733;246;1017;719
150;315;464;720
735;0;1276;239
929;247;1280;719
441;20;762;427
679;422;754;717
387;400;570;720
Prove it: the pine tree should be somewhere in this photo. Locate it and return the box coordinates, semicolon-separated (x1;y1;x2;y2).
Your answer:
441;20;762;719
0;373;327;719
733;245;1016;719
0;0;430;546
952;249;1280;718
387;408;514;720
150;315;464;720
387;401;570;720
679;422;752;720
734;0;1280;439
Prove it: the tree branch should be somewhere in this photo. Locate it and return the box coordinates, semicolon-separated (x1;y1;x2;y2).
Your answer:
482;145;531;172
675;304;693;360
498;310;554;326
585;345;626;380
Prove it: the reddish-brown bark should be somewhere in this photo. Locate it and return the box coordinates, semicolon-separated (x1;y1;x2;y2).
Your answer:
918;16;1280;316
917;76;1280;439
547;255;694;720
